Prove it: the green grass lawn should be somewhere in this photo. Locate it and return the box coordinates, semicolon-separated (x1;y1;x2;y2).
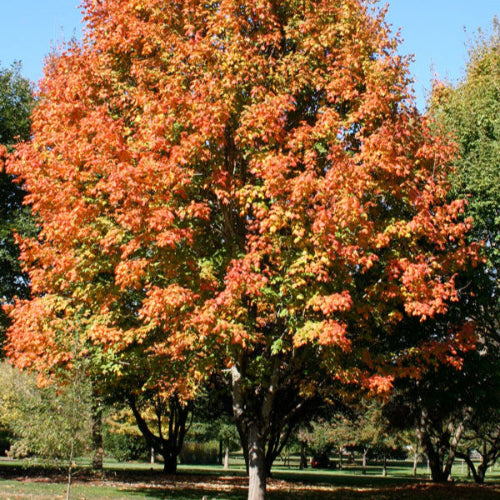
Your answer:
0;477;498;500
0;458;498;499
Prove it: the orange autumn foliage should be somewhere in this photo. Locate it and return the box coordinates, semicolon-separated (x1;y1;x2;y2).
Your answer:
5;0;479;454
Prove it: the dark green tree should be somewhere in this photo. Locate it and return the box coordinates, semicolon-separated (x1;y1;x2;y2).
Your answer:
431;17;500;339
386;337;498;483
427;18;500;483
0;62;35;334
454;355;500;484
0;62;33;144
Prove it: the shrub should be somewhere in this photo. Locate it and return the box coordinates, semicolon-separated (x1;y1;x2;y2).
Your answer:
179;441;219;465
103;429;150;462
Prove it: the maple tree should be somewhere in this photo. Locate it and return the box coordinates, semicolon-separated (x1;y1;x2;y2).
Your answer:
6;1;479;498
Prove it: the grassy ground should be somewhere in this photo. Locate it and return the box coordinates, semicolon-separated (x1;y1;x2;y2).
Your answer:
0;458;498;499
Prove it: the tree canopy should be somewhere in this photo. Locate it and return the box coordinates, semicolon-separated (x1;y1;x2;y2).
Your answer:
0;62;35;336
5;1;479;498
422;17;500;484
431;17;500;338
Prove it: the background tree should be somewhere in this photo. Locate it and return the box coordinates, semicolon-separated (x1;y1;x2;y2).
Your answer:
6;1;479;499
424;16;500;483
300;418;342;469
97;337;196;473
0;62;35;337
303;400;405;475
349;401;404;477
457;408;500;484
103;405;151;462
298;404;357;470
430;17;500;340
127;392;191;473
187;379;240;470
0;361;91;462
384;331;496;484
456;403;500;484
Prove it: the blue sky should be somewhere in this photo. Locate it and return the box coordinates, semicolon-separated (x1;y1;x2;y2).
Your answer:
385;1;499;108
0;1;498;109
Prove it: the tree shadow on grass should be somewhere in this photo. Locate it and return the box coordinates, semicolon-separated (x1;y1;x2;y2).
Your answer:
1;465;498;500
273;470;418;488
119;481;500;500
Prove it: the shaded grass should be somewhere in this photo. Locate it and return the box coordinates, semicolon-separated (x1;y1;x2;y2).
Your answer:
0;476;499;500
0;459;498;499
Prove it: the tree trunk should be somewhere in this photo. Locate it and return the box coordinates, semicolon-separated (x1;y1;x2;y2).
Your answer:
231;365;272;499
264;418;295;476
128;393;189;476
91;391;103;471
416;414;449;482
412;438;419;476
416;405;471;483
426;450;448;482
442;419;467;481
456;450;487;485
162;445;177;474
475;439;490;484
338;446;343;470
248;423;267;500
362;448;368;475
230;357;308;499
224;437;230;470
299;441;307;470
382;454;387;477
476;462;487;484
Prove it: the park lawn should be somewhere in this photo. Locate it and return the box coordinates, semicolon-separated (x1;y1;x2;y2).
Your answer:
0;477;499;500
0;464;499;500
